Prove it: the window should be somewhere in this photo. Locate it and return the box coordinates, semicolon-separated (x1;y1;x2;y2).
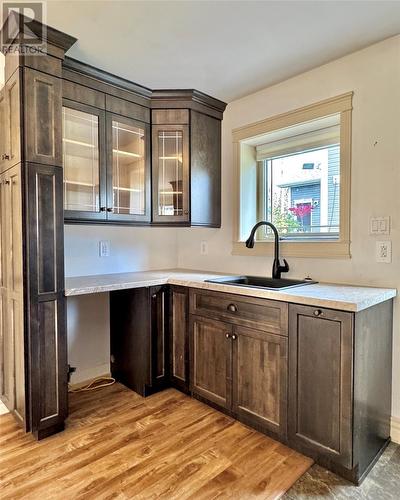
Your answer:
233;93;352;258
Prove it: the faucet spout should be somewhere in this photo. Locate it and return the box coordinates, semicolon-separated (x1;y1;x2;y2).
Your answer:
245;221;289;280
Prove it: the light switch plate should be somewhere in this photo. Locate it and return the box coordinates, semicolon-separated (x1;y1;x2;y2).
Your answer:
376;240;392;263
370;216;390;235
99;240;110;257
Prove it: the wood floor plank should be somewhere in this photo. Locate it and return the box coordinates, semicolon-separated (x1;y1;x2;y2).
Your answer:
0;384;312;499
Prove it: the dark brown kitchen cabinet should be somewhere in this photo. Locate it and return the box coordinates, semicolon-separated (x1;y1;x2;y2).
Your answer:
232;326;287;438
152;123;190;223
151;108;223;227
0;70;21;173
169;286;189;392
24;68;62;166
189;290;288;438
62;100;107;220
0;165;26;427
288;302;393;484
190;315;232;410
110;286;169;397
288;305;353;468
62;95;151;223
107;114;151;223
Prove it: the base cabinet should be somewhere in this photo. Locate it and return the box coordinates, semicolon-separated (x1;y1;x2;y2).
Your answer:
169;286;189;392
110;286;169;396
233;326;287;438
288;305;353;468
190;316;232;410
190;312;288;438
288;302;393;484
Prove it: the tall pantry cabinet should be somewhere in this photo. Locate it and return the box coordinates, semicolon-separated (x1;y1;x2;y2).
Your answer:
0;13;77;438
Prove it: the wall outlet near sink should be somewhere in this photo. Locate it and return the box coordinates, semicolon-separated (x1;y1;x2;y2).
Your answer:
200;241;208;255
376;240;391;263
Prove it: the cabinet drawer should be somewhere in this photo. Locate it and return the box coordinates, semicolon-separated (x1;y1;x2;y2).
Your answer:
189;289;288;335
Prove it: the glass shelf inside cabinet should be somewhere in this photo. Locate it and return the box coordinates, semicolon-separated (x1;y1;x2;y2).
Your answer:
157;130;184;216
112;121;146;215
62;107;100;212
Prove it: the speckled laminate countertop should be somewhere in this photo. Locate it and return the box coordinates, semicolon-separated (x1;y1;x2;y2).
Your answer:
64;269;396;312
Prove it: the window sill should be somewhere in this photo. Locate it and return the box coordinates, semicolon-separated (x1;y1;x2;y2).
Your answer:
232;240;351;259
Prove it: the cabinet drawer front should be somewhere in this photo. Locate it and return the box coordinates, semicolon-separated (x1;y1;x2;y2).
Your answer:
288;304;353;468
190;289;288;335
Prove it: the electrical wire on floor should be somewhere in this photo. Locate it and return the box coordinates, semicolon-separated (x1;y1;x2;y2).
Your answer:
68;376;116;393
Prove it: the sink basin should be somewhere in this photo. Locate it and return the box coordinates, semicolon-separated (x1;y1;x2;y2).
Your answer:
205;275;317;290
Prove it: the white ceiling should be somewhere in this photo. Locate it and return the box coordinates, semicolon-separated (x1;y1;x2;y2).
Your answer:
4;1;400;101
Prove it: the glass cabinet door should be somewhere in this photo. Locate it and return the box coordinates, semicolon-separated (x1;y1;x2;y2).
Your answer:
107;115;150;222
152;124;189;223
62;102;106;220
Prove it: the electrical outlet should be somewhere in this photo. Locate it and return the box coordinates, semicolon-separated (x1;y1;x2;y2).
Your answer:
376;240;392;263
200;241;208;255
99;240;110;257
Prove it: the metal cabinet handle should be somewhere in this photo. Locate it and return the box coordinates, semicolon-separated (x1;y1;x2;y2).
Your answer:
2;154;10;160
107;208;113;212
227;303;237;313
100;207;106;212
4;179;10;185
231;334;237;340
225;333;230;339
152;294;157;299
313;309;323;317
184;210;189;215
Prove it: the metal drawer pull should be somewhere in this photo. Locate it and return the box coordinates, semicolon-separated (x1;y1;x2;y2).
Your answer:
227;303;237;313
100;206;106;211
313;309;323;317
225;333;230;339
107;207;113;212
2;154;10;160
231;334;237;340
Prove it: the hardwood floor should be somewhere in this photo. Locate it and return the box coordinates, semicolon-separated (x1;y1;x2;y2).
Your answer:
0;384;312;499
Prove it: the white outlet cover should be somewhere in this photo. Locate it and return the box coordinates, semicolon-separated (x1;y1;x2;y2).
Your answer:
200;241;208;255
99;240;110;257
376;240;392;263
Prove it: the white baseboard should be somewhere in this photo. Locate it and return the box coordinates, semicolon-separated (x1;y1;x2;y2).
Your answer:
392;417;400;444
70;364;110;386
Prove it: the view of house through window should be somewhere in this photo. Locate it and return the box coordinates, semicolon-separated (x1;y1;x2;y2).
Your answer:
239;111;343;242
259;144;340;237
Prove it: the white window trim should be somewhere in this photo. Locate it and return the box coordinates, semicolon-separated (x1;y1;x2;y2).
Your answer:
232;92;353;259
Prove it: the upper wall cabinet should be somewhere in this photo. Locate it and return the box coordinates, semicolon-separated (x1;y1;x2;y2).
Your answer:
62;83;151;223
61;64;226;226
152;111;190;223
151;108;222;227
62;101;106;220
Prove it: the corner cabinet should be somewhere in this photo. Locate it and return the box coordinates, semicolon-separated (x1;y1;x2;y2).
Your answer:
151;108;222;227
110;286;169;396
152;122;190;223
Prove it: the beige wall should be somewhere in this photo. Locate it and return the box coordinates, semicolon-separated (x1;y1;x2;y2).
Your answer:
177;36;400;431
